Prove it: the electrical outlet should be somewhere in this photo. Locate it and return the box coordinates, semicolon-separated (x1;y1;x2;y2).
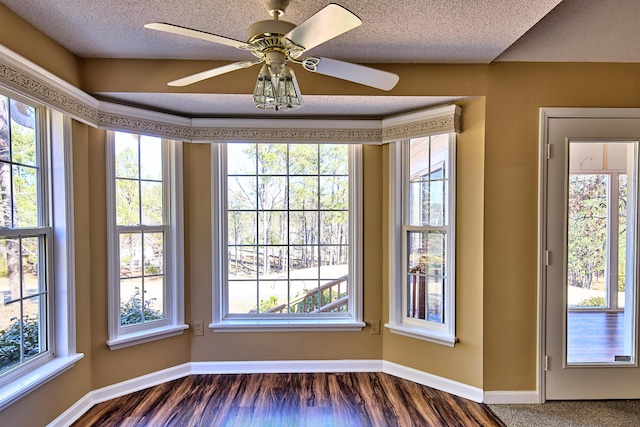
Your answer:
194;321;204;336
370;320;380;335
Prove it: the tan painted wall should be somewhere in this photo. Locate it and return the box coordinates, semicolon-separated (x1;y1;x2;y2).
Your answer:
381;97;486;388
0;5;81;87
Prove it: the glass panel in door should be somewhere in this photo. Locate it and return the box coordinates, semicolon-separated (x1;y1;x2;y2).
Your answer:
566;141;637;365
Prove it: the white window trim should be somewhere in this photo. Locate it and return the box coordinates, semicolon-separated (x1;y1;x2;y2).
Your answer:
0;103;83;410
385;136;458;347
210;143;365;332
105;132;187;350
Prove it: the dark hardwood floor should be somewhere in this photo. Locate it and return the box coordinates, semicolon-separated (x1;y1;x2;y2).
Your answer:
71;372;505;426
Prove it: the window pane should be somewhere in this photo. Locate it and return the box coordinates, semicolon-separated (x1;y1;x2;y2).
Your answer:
0;162;11;227
228;177;256;210
229;212;257;245
139;136;162;180
10;100;37;166
258;176;287;210
143;276;164;322
228;281;257;314
319;145;348;175
0;96;9;162
257;144;287;175
320;211;348;245
116;178;140;225
0;237;20;302
120;233;142;278
120;278;143;325
23;296;44;362
144;232;164;276
115;133;139;179
141;181;163;225
320;246;348;272
258;211;287;245
320;176;348;210
290;211;318;245
290;246;319;275
21;237;41;296
289;176;318;210
227;143;255;175
228;246;257;280
13;165;38;228
290;144;318;175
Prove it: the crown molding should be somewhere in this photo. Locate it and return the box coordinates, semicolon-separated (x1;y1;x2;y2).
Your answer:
381;104;462;143
0;44;459;144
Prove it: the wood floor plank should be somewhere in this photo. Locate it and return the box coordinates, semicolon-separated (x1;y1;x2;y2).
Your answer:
71;372;505;427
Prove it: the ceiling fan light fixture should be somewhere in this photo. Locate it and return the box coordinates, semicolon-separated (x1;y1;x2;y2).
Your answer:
253;64;277;109
275;65;301;110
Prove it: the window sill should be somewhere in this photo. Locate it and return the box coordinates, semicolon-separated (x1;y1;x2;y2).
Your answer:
107;324;189;350
0;353;84;411
385;322;458;347
210;319;366;333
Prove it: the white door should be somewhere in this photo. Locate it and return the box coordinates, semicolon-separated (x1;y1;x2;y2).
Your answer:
544;112;640;400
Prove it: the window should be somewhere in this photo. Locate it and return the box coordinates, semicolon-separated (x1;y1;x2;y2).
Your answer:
0;91;81;409
106;131;186;350
0;94;50;375
386;133;457;346
211;143;364;331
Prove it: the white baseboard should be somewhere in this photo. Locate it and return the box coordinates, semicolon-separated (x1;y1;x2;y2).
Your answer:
382;361;484;403
48;359;503;426
190;359;383;374
483;390;539;404
47;363;192;427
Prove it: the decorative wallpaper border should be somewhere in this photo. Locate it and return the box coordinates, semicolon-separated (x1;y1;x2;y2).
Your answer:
190;126;383;143
382;115;461;142
0;46;459;143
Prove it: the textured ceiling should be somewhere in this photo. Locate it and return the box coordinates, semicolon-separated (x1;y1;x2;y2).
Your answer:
2;0;561;63
3;0;640;117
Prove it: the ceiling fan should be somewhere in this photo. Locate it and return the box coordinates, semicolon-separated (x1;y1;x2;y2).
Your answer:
145;0;399;111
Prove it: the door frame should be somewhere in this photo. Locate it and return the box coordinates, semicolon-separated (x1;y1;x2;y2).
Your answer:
538;107;640;403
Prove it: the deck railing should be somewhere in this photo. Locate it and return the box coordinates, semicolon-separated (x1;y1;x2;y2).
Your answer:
265;275;349;313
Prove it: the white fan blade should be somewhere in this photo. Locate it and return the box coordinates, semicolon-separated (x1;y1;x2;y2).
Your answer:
305;57;399;91
284;4;361;52
145;23;249;50
168;61;257;87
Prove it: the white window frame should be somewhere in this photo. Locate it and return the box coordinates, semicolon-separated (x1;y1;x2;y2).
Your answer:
386;134;458;347
106;131;187;350
210;142;364;332
0;89;82;410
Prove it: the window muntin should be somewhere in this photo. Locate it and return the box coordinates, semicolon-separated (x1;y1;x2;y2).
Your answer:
225;143;350;316
0;95;51;376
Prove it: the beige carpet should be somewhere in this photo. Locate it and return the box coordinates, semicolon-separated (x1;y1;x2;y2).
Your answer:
489;400;640;427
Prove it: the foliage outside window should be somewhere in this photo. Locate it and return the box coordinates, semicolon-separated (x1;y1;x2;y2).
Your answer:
106;131;185;349
0;95;49;375
213;142;363;330
568;172;627;309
